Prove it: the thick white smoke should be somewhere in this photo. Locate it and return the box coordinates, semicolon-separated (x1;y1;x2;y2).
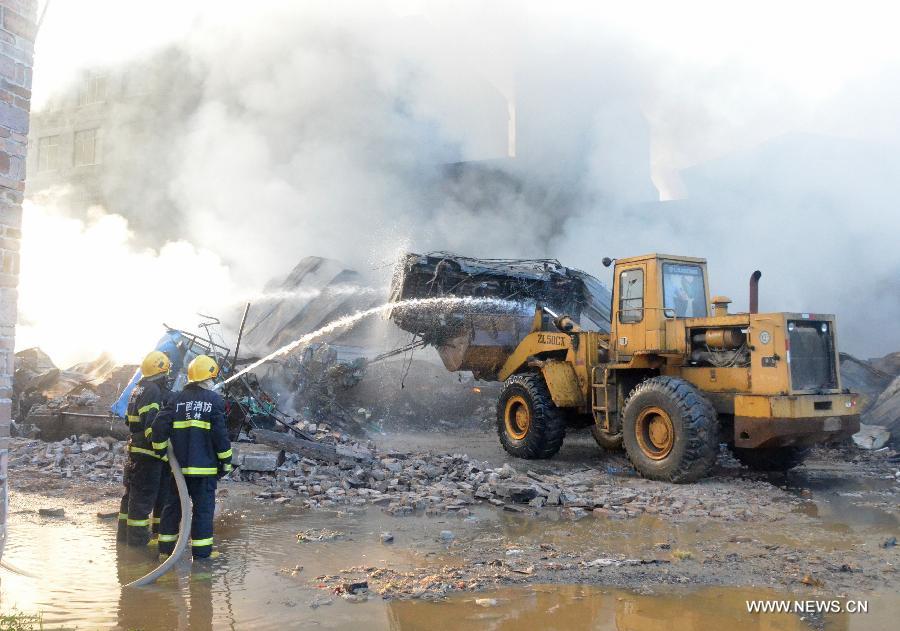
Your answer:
17;193;236;365
22;0;900;363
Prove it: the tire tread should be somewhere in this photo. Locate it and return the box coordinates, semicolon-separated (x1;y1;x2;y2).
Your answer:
496;373;566;459
623;376;718;483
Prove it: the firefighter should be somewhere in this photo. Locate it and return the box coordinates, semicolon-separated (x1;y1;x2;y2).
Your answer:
153;355;232;559
118;350;173;546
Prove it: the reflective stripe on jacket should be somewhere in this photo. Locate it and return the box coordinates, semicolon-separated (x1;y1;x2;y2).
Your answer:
152;383;231;476
125;376;170;461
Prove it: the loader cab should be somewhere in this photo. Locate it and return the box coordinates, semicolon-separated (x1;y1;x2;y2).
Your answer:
610;254;710;359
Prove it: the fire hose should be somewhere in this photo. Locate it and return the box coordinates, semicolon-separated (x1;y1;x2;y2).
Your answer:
0;559;36;577
123;444;191;588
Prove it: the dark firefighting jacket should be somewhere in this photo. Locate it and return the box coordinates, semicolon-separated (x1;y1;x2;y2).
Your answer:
125;376;171;461
152;383;232;476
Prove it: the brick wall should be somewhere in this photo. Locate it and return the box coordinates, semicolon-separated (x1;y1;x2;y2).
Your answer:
0;0;36;558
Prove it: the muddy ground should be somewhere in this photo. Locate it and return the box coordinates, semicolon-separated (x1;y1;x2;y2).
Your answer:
8;429;900;585
2;428;898;628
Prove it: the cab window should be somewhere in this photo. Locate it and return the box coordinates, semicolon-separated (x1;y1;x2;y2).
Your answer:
663;263;707;317
619;268;644;323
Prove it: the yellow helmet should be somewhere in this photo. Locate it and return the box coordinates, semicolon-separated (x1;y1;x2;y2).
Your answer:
187;355;219;383
141;351;171;378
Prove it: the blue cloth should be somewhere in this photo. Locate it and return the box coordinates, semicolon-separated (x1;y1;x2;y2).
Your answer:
111;331;185;418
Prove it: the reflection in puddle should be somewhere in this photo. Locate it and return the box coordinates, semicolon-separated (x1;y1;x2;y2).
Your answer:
0;488;897;629
0;494;452;629
787;473;899;533
388;584;897;631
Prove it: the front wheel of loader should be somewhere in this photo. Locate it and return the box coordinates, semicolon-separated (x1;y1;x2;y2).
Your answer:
622;376;718;483
497;373;566;459
590;426;623;451
730;446;808;472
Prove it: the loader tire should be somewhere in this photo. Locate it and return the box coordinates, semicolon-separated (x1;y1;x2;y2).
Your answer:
622;376;718;483
590;426;623;451
731;446;808;472
497;373;566;459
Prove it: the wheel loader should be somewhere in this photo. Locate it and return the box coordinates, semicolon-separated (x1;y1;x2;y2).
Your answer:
390;252;860;482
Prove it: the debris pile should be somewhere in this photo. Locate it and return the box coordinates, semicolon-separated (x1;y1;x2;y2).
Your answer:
338;359;498;433
841;350;900;448
389;252;611;379
839;352;894;410
390;252;612;338
233;255;499;431
238;436;817;522
278;343;369;434
239;256;382;357
13;255;565;441
315;563;529;601
8;436;127;484
13;348;137;441
11;426;896;517
865;372;900;435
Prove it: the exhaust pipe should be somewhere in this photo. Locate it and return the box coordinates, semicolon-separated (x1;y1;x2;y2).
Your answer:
749;270;762;314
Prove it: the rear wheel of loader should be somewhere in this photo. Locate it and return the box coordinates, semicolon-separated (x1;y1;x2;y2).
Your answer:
622;376;718;483
497;373;566;459
730;446;808;472
590;426;623;451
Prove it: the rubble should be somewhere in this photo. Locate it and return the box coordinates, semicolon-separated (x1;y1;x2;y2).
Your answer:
839;353;894;411
232;256;499;433
251;427;373;463
9;420;897;532
315;563;528;600
297;529;343;543
389;252;611;379
239;256;381;357
841;351;900;448
285;343;368;431
235;445;285;472
864;375;900;446
232;427;836;523
14;348;124;416
7;436;127;485
853;423;891;450
13;348;136;441
869;351;900;377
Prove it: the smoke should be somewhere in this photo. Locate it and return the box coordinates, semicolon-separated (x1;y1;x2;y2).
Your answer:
23;0;900;362
17;192;236;366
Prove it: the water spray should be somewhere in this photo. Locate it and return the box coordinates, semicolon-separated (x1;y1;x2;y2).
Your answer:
219;296;523;387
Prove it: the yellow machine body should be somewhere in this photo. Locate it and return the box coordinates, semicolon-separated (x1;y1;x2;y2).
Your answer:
499;254;860;449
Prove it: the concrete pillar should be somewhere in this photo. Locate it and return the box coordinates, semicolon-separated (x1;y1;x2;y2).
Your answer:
0;0;37;559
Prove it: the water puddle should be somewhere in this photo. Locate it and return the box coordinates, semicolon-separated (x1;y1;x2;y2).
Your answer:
787;472;899;534
0;492;476;629
389;584;898;631
468;500;890;558
1;489;896;629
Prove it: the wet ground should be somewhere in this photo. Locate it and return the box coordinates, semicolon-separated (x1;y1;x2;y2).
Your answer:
0;429;897;629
